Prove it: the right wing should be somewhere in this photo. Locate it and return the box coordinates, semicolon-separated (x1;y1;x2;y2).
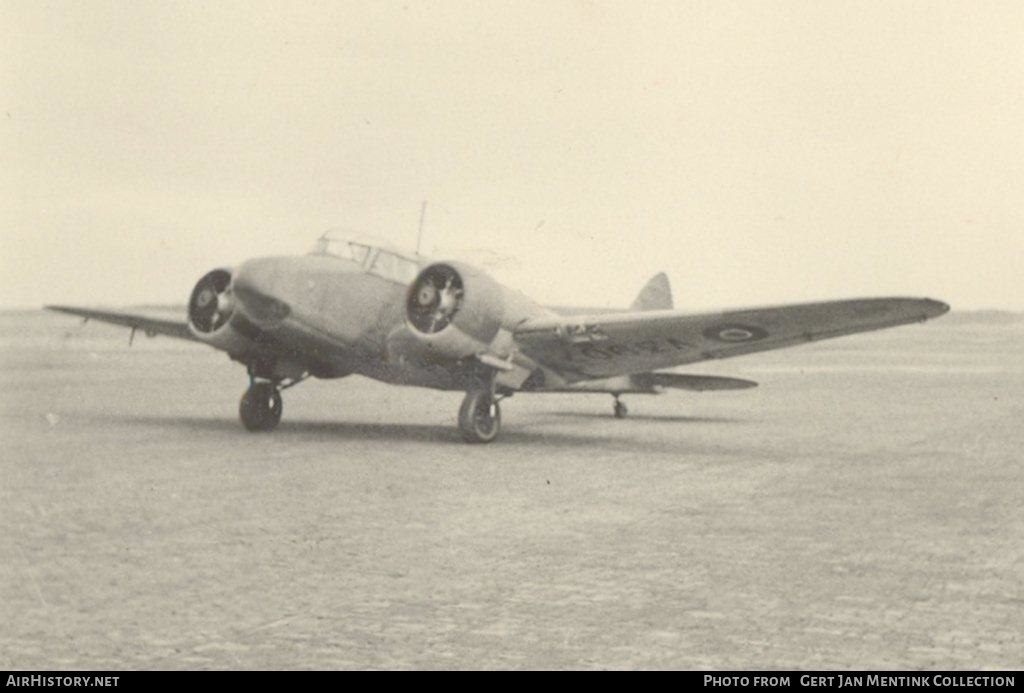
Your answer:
46;305;196;342
514;297;949;382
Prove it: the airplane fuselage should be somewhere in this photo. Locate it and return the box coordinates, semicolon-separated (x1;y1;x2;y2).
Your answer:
229;253;553;392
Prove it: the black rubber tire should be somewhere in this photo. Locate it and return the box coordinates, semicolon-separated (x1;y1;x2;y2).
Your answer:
239;382;283;432
458;390;501;443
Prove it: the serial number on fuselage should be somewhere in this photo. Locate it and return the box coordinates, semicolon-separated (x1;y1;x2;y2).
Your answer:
567;336;695;361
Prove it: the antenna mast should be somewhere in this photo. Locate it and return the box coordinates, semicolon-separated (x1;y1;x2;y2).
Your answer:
415;200;427;255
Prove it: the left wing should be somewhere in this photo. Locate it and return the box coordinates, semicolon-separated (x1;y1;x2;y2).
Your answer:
514;297;949;381
46;305;196;342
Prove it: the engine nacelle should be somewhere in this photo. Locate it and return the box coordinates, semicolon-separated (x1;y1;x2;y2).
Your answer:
187;268;256;354
405;262;505;360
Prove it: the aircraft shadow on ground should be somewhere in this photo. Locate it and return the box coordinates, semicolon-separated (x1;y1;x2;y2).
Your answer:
81;412;753;456
88;413;609;446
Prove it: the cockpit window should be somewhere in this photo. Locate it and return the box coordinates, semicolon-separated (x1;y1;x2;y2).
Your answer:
311;236;372;267
370;250;420;284
310;230;420;282
350;244;372;265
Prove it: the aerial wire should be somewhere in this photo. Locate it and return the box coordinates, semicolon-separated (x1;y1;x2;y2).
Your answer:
415;200;427;255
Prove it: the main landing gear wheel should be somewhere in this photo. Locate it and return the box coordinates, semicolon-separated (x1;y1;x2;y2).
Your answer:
613;396;628;419
239;382;283;432
458;390;501;443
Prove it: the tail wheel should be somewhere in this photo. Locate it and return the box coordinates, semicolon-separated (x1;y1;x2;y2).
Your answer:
239;382;283;432
613;397;628;419
458;390;501;443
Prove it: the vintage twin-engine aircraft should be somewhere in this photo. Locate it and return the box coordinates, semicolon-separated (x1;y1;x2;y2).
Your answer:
48;229;949;442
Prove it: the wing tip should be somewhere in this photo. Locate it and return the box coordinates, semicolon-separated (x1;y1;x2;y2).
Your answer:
904;297;950;320
871;297;950;321
925;298;951;318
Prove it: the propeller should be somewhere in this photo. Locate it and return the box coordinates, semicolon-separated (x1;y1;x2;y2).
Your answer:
188;269;235;334
407;265;464;334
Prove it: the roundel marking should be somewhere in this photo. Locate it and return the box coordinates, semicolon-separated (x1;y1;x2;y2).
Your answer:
703;323;768;343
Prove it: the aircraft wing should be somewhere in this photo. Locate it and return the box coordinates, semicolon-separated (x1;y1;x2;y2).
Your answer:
514;297;949;381
46;305;196;342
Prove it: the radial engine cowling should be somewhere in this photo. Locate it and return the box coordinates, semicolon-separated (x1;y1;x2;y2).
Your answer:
187;268;255;354
405;262;505;360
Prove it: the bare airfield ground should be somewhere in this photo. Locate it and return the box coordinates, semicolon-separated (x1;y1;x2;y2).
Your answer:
1;310;1021;670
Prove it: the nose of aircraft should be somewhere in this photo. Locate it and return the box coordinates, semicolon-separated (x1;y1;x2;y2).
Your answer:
232;257;293;326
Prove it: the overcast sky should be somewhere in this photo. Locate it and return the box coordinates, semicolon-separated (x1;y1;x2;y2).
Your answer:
3;0;1022;310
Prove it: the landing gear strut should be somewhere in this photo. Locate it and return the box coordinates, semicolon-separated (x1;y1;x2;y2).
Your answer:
239;381;283;432
458;389;502;443
613;395;628;419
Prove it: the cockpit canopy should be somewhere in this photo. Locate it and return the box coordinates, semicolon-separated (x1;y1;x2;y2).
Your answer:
309;228;422;285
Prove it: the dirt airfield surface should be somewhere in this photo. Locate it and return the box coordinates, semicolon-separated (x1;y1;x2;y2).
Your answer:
1;310;1022;669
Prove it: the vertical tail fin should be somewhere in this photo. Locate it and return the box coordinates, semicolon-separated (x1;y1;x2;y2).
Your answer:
630;272;673;311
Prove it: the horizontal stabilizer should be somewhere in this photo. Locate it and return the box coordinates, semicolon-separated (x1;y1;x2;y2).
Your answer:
631;372;757;391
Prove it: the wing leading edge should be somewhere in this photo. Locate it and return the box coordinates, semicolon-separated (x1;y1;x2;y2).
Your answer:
46;305;196;342
514;297;949;381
